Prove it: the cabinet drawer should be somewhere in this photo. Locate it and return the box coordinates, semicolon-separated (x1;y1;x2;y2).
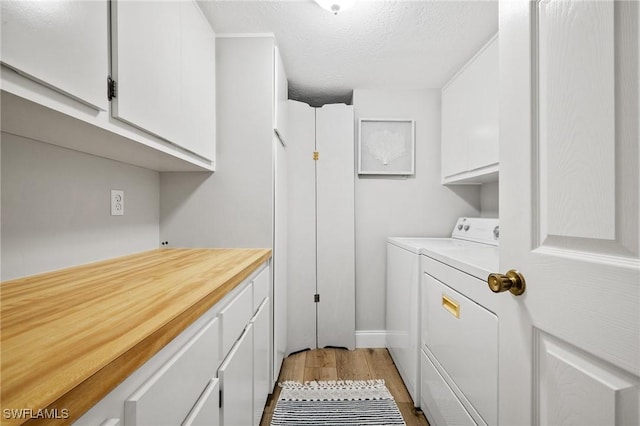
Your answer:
218;283;253;356
421;349;476;426
124;317;219;426
423;274;497;425
252;266;269;310
182;379;220;426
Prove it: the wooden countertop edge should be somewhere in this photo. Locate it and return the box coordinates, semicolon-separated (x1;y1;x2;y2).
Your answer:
19;249;271;426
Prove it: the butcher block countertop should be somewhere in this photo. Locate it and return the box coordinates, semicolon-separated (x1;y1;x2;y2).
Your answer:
0;248;271;426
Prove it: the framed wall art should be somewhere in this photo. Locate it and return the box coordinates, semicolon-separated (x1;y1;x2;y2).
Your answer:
358;118;415;175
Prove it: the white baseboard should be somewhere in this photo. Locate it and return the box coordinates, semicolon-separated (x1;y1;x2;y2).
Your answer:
355;330;387;348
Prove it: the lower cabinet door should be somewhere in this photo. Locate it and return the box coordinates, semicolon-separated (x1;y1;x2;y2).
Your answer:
252;298;270;425
182;379;219;426
124;317;219;426
218;323;254;426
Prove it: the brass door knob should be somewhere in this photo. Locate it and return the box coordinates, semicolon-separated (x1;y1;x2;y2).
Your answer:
487;269;526;296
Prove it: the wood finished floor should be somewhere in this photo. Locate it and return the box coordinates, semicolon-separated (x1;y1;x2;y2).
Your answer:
260;348;429;426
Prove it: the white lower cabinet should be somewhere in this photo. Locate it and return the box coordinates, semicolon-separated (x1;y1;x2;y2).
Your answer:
252;299;270;425
183;379;220;426
74;263;272;426
124;317;219;426
218;324;254;426
252;268;270;311
219;283;254;356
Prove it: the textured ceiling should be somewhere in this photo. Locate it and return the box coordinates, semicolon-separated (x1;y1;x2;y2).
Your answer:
198;0;498;106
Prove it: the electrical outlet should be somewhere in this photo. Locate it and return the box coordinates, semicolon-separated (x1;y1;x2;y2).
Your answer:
111;190;124;216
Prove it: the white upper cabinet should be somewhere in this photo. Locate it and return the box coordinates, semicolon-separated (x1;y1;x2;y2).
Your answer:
180;1;216;162
0;0;108;111
111;1;181;145
441;35;499;184
111;0;216;161
1;0;215;171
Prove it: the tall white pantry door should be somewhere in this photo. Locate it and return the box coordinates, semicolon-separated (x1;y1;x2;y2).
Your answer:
499;1;639;425
316;104;356;350
286;101;355;352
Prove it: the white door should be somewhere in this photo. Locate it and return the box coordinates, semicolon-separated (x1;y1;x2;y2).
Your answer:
499;1;640;425
274;135;288;380
286;101;317;352
286;101;355;352
111;0;181;143
316;104;356;350
179;0;216;161
218;324;254;426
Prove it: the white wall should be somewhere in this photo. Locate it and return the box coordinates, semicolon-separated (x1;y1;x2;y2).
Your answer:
1;133;159;281
480;181;499;218
353;89;481;332
160;36;274;248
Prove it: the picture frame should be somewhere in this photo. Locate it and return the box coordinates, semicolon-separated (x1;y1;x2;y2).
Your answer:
358;118;415;175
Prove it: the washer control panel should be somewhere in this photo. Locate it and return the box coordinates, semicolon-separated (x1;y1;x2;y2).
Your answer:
451;217;500;246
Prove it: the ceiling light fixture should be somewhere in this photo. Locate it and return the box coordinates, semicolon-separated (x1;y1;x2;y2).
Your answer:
313;0;356;15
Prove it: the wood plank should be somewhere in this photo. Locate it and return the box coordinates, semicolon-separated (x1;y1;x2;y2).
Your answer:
304;347;337;368
278;351;307;382
1;248;271;426
364;348;413;404
303;367;339;382
336;348;372;380
398;403;430;426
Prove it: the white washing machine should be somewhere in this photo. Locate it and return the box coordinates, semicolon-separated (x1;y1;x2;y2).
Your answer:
386;237;426;406
386;217;499;414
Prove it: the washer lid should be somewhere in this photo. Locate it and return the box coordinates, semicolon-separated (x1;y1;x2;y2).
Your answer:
387;237;452;254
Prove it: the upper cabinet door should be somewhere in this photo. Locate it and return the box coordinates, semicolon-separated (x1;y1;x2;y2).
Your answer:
111;0;215;161
441;76;468;177
0;0;109;111
465;37;498;172
180;1;216;162
111;0;182;145
441;35;499;184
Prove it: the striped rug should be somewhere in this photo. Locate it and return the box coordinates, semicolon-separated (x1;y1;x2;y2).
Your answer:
271;380;406;425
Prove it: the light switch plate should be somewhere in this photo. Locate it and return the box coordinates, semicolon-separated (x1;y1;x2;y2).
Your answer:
111;190;124;216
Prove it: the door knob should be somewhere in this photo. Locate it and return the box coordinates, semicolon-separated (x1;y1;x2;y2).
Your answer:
487;269;526;296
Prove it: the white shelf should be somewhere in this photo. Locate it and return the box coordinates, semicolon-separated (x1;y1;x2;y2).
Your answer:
441;163;499;185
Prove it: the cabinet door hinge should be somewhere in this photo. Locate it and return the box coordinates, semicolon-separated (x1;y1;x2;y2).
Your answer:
313;151;319;161
107;76;117;101
314;294;320;303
